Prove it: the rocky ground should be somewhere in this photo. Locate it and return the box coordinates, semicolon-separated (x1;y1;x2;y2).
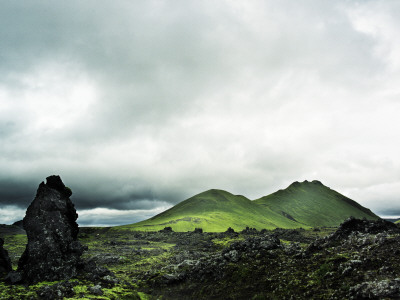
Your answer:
1;218;400;299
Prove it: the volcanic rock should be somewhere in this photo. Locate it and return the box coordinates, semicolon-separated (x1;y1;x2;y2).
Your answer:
330;217;399;240
17;175;86;283
306;217;400;254
0;238;12;276
225;227;235;234
349;279;400;299
159;226;173;233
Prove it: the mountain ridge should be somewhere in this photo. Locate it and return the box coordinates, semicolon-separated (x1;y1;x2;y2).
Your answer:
117;180;379;232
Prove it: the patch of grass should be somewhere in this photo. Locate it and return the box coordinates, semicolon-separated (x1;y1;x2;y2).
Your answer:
212;236;244;248
3;233;27;268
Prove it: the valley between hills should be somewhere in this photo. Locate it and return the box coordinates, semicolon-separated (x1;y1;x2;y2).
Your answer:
1;178;400;299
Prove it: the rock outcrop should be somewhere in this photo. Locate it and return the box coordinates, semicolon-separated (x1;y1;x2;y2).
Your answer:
17;175;86;283
306;217;400;255
330;217;399;239
0;238;12;276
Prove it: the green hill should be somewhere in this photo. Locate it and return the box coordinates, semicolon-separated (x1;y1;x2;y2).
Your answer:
117;180;379;232
254;180;379;227
118;189;302;232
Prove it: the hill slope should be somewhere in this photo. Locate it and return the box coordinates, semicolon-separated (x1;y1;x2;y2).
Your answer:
118;181;379;232
254;180;379;227
119;189;302;232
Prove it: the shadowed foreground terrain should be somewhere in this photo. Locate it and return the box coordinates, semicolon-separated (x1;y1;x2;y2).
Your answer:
1;218;400;299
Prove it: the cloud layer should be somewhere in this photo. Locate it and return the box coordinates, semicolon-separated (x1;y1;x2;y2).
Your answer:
1;0;400;225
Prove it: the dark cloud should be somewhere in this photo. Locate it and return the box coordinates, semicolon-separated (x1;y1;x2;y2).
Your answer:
0;178;38;208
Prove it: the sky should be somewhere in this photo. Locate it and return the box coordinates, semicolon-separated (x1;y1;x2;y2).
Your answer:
1;0;400;226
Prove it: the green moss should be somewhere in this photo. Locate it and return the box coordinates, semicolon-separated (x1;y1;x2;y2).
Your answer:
0;282;37;299
102;286;140;299
212;236;243;248
3;234;27;268
73;284;88;294
137;291;152;300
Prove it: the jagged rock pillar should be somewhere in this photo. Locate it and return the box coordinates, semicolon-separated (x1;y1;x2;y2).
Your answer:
0;238;12;276
17;175;85;283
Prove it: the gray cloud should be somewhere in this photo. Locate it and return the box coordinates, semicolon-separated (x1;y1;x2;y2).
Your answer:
1;0;400;225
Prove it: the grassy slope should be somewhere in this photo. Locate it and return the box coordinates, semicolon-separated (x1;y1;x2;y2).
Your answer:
254;180;379;227
118;189;303;232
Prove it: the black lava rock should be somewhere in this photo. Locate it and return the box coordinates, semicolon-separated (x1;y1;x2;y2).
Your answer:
330;217;400;240
0;238;12;276
159;227;173;233
17;175;86;283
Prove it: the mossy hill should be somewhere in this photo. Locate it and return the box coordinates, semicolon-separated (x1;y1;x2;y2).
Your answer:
254;180;379;227
118;180;379;232
120;189;301;232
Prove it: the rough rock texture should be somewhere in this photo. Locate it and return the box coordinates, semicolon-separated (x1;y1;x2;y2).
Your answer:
0;238;12;276
330;217;400;240
37;281;76;299
306;217;400;254
349;279;400;299
17;175;86;283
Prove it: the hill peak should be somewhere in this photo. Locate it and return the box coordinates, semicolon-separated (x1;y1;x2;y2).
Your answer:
201;188;230;195
289;180;324;188
255;180;378;227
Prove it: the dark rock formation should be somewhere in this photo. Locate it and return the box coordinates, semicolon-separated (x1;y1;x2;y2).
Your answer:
81;258;116;282
241;227;258;234
225;227;235;234
349;279;400;299
0;238;12;276
5;271;22;284
306;217;400;254
17;175;86;283
37;281;76;299
159;226;173;233
330;217;399;240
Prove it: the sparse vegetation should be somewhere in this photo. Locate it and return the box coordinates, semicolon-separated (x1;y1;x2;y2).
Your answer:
1;219;400;299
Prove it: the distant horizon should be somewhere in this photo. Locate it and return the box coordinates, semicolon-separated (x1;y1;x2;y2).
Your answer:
2;178;400;228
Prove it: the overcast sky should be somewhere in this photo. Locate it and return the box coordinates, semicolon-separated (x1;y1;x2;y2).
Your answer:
1;0;400;226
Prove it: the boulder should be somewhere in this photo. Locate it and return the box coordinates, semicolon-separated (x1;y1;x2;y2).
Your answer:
4;271;22;284
0;238;12;276
225;227;235;234
17;175;86;283
331;217;400;240
349;279;400;299
159;227;173;233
